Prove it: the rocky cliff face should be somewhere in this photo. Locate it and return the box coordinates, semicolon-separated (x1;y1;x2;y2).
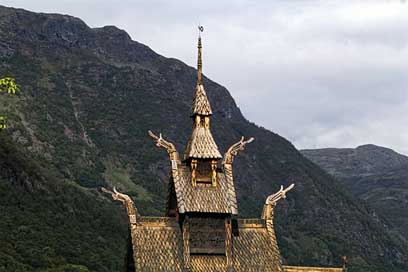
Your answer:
302;144;408;244
1;5;407;272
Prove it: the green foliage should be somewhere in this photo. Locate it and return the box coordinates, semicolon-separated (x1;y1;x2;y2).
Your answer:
0;76;19;130
0;77;19;94
42;264;91;272
0;116;6;130
0;133;128;272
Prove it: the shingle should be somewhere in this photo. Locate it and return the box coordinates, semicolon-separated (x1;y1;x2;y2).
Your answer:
132;217;183;271
172;166;237;214
191;84;212;116
184;126;222;160
283;266;344;272
131;218;284;271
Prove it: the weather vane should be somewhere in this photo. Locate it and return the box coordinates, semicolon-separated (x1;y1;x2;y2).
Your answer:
198;25;204;36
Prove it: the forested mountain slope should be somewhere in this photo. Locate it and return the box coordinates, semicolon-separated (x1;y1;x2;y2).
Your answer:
302;145;408;244
0;5;407;272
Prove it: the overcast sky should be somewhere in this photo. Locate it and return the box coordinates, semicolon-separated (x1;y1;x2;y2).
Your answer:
2;0;408;154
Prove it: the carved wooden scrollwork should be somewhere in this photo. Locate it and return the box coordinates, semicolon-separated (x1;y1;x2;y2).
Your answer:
102;187;138;224
265;183;295;205
262;184;294;220
222;136;254;165
148;130;180;163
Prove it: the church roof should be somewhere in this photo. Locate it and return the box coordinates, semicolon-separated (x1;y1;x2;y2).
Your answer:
283;266;343;272
183;126;222;160
131;217;183;270
131;217;283;272
171;165;237;214
191;84;212;116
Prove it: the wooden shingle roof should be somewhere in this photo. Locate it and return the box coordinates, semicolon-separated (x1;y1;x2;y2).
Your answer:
105;187;346;272
183;126;222;160
130;217;283;272
283;266;343;272
131;217;183;271
191;84;212;116
171;165;237;214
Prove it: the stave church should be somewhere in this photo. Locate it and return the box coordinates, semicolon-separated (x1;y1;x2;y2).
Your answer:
104;29;346;272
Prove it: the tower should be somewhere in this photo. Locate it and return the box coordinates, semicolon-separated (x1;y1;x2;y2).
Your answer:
148;29;258;271
184;32;222;187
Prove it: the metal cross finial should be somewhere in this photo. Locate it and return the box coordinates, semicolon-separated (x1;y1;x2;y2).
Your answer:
198;25;204;33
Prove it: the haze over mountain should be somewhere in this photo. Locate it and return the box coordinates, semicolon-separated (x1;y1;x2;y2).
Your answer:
0;5;407;272
302;144;408;243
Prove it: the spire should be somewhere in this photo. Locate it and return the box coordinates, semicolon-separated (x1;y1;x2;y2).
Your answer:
197;30;203;85
184;26;222;162
191;26;212;116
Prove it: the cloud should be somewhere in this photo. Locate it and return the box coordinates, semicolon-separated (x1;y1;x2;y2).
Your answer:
3;0;408;154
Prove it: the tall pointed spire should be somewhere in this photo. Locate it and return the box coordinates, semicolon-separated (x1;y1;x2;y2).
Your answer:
184;26;222;164
197;31;203;85
191;26;213;117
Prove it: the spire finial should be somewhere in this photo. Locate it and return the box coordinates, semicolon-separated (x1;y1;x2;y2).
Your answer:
197;25;204;85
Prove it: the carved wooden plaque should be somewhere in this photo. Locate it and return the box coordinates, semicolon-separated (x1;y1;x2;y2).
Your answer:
171;160;178;170
189;217;225;254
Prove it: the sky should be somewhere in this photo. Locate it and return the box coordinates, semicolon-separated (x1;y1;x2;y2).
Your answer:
2;0;408;154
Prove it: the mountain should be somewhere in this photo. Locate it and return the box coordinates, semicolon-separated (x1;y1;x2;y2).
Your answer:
1;5;407;272
0;133;128;272
301;144;408;179
302;144;408;242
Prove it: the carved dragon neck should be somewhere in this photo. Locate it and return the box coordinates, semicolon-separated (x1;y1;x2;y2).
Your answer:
222;136;254;166
148;130;180;164
102;187;138;225
262;184;295;220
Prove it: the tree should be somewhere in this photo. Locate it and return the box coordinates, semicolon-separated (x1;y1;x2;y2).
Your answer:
0;77;19;94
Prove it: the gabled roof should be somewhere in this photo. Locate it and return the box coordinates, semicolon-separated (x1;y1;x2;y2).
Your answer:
131;217;283;272
184;126;222;160
171;165;237;214
106;187;346;272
